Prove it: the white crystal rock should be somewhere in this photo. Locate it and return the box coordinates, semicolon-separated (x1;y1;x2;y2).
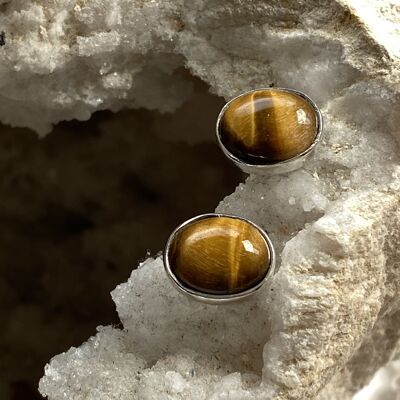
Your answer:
354;360;400;400
26;0;400;399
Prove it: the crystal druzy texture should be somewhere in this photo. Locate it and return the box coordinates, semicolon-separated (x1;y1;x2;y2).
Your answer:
1;0;395;399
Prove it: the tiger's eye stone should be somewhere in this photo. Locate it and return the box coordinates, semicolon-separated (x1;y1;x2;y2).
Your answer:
168;216;270;295
219;89;318;164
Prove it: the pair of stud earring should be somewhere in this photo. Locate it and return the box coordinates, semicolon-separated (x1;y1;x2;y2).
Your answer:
163;88;323;304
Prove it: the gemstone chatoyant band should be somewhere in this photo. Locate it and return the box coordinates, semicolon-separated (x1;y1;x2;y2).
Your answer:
216;87;323;175
163;213;275;304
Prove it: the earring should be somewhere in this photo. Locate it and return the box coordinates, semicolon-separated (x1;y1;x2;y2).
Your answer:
216;87;323;174
163;214;275;304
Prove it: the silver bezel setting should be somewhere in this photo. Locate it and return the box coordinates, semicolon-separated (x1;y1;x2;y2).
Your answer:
216;87;323;175
163;213;276;304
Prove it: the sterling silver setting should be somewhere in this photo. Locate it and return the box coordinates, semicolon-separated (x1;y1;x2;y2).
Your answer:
216;87;323;175
163;213;276;305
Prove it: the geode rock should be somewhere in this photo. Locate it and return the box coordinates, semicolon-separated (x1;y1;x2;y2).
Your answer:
3;0;396;399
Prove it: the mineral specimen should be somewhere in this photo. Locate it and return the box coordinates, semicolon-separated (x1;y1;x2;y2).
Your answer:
217;88;319;164
0;0;394;398
166;215;271;296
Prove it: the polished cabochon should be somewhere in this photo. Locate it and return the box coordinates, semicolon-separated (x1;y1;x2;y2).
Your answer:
216;87;323;174
164;214;275;303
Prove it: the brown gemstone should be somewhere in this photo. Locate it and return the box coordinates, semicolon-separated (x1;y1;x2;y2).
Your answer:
218;89;318;164
167;216;270;295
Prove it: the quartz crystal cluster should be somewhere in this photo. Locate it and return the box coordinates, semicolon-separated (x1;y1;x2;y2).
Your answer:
1;0;399;399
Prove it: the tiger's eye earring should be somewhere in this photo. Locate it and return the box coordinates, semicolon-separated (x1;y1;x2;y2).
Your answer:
163;214;275;304
216;87;323;174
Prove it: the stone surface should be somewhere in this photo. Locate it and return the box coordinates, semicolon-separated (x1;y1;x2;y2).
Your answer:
353;360;400;400
167;215;270;295
218;89;319;164
4;0;395;399
0;90;238;398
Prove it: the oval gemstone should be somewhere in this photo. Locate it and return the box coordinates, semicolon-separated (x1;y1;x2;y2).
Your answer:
168;216;270;295
218;89;318;164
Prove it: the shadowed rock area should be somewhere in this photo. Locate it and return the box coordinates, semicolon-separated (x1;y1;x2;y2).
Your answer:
0;79;241;399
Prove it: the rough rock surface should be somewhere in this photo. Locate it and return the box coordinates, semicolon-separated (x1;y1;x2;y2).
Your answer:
8;0;396;398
